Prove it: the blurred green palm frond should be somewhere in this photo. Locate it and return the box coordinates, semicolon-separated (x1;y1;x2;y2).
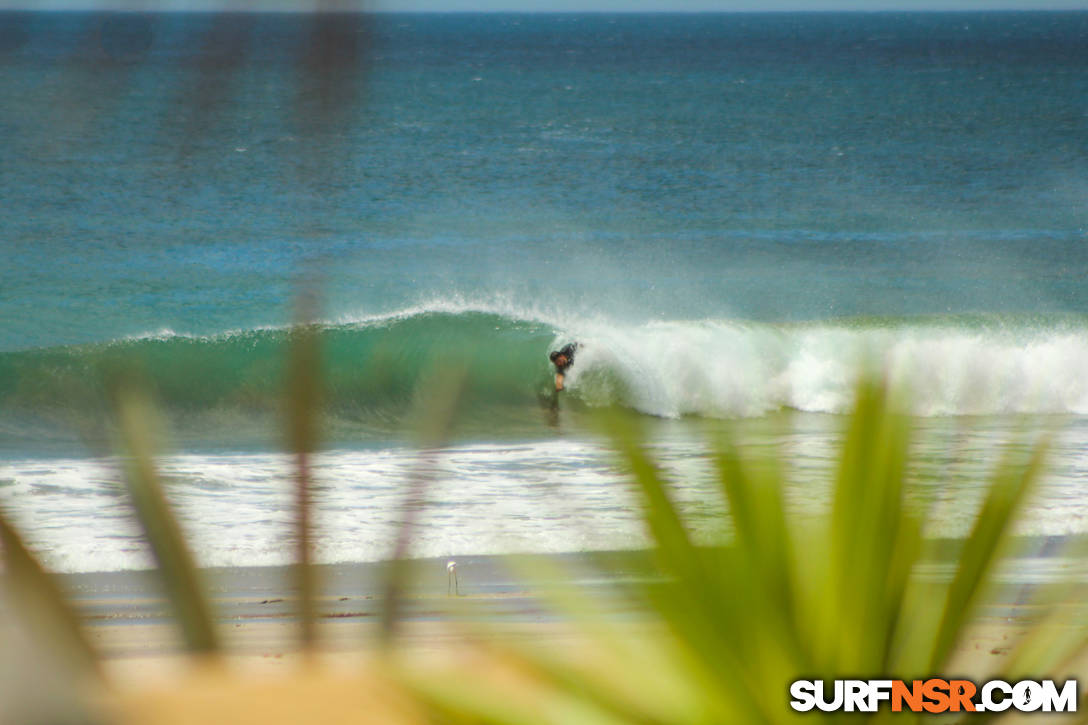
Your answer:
404;377;1080;724
2;365;1084;725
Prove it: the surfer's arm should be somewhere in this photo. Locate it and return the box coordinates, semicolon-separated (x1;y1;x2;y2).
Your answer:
555;372;565;391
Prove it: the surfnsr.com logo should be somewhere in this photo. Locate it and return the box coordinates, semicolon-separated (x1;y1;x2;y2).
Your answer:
790;679;1078;713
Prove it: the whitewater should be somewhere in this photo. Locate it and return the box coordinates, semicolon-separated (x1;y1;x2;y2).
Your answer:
3;302;1088;573
4;415;1088;573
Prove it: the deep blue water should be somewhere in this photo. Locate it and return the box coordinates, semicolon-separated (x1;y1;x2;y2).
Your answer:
2;12;1087;351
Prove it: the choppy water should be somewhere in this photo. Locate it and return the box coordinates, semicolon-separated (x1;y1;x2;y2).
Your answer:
1;11;1086;571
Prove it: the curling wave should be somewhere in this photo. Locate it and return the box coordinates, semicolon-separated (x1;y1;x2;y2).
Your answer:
1;307;1086;434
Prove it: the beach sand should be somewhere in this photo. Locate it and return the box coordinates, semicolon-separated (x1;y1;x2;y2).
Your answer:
60;556;645;723
4;553;1083;724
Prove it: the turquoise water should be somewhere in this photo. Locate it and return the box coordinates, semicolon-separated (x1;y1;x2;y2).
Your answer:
1;12;1087;571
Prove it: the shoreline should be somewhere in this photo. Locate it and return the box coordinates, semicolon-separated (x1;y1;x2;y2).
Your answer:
54;540;1080;660
64;552;655;642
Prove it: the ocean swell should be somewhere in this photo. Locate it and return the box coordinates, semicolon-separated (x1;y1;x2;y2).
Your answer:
1;307;1086;434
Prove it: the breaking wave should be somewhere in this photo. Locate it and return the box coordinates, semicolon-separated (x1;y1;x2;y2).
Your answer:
1;304;1086;435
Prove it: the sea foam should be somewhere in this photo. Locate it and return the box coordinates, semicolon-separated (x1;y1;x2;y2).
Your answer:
562;318;1088;419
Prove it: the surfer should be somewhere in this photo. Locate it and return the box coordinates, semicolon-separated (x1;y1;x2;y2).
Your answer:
549;342;578;392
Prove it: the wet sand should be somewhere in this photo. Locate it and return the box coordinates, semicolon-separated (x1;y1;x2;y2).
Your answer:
17;548;1074;724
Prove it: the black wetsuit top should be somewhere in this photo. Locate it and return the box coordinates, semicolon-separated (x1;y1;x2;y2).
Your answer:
551;342;578;373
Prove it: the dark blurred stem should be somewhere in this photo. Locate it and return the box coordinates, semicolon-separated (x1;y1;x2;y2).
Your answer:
295;446;316;651
117;390;219;655
287;292;322;652
379;450;434;646
380;366;466;647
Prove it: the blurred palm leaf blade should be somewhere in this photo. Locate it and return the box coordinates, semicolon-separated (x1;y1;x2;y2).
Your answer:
1;366;1081;725
403;377;1071;724
0;507;101;679
115;387;219;655
286;315;322;650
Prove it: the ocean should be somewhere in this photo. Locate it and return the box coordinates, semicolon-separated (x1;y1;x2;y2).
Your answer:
1;11;1087;573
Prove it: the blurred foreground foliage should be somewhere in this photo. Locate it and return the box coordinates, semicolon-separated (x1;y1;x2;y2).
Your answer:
401;379;1085;724
1;372;1085;724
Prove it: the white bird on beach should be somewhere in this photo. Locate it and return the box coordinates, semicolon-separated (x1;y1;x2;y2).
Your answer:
447;560;460;596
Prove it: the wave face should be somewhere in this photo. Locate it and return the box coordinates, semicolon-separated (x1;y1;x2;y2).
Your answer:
0;309;556;435
2;307;1087;441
